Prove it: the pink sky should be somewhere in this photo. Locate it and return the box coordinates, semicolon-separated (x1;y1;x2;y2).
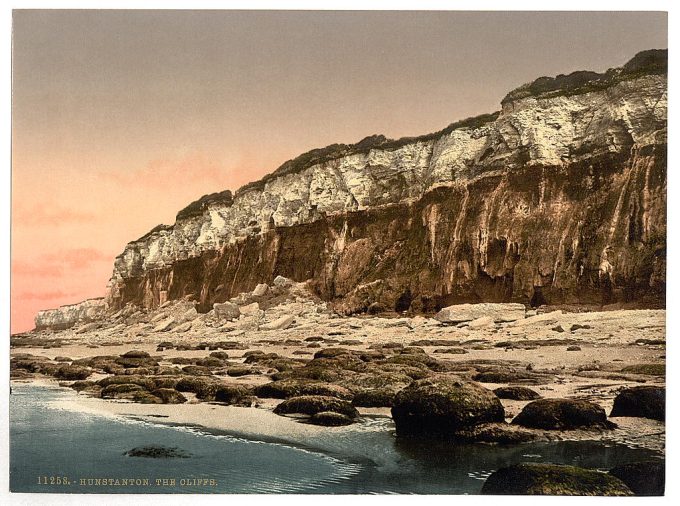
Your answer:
10;10;667;333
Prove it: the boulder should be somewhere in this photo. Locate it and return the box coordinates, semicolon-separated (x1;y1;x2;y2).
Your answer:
151;388;187;404
173;321;193;333
254;380;353;400
391;376;505;437
510;310;563;328
153;317;175;332
239;302;260;315
309;411;354;426
213;302;241;321
435;303;526;324
273;275;292;288
273;395;359;418
101;383;145;399
214;385;252;405
252;283;269;297
121;350;150;359
512;398;614;430
181;365;213;376
175;377;219;400
451;423;539;443
610;386;665;421
260;315;295;331
97;375;156;390
179;307;198;322
55;365;92;380
493;386;541;401
481;463;633;495
124;445;190;459
608;461;664;496
351;388;397;408
468;316;495;329
225;366;255;377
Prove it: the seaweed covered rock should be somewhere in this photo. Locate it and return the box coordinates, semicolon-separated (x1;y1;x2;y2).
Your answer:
493;386;541;401
451;423;539;444
352;388;397;407
481;463;632;495
473;370;551;385
608;461;664;496
101;383;146;399
253;380;353;400
120;350;150;359
391;376;504;437
181;365;213;376
273;395;359;418
309;411;354;426
214;385;252;405
97;375;156;391
132;391;163;404
610;386;665;422
151;388;187;404
512;398;614;430
174;377;220;400
124;445;190;459
115;356;159;369
55;365;92;380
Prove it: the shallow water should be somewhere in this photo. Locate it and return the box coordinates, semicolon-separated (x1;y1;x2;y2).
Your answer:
10;383;663;494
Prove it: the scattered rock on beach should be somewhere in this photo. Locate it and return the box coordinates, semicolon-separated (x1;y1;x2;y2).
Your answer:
151;388;187;404
481;463;632;495
309;411;354;426
435;303;525;324
391;376;504;437
609;461;665;496
252;283;269;297
124;445;190;459
610;386;665;421
512;398;614;430
273;395;359;418
213;302;241;321
493;386;541;400
260;315;295;331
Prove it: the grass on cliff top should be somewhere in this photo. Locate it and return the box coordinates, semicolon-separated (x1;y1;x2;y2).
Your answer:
235;111;500;195
501;48;667;105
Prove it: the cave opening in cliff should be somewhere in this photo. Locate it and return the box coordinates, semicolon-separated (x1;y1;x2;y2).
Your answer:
530;286;547;308
395;289;413;313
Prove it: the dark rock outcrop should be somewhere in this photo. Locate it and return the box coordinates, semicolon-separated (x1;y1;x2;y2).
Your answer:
391;376;505;437
609;461;665;496
481;463;633;495
610;386;665;421
124;445;191;459
308;411;354;426
512;398;614;430
493;386;541;400
273;395;359;418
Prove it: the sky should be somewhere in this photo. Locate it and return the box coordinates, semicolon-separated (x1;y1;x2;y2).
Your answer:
10;10;667;333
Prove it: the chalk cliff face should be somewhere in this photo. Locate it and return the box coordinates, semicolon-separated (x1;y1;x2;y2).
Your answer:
102;50;666;317
34;298;107;331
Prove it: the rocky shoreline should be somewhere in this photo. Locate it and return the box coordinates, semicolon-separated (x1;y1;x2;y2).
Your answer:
11;278;666;494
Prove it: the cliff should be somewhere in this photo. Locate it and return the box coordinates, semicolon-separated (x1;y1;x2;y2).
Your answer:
94;49;666;318
34;298;107;331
